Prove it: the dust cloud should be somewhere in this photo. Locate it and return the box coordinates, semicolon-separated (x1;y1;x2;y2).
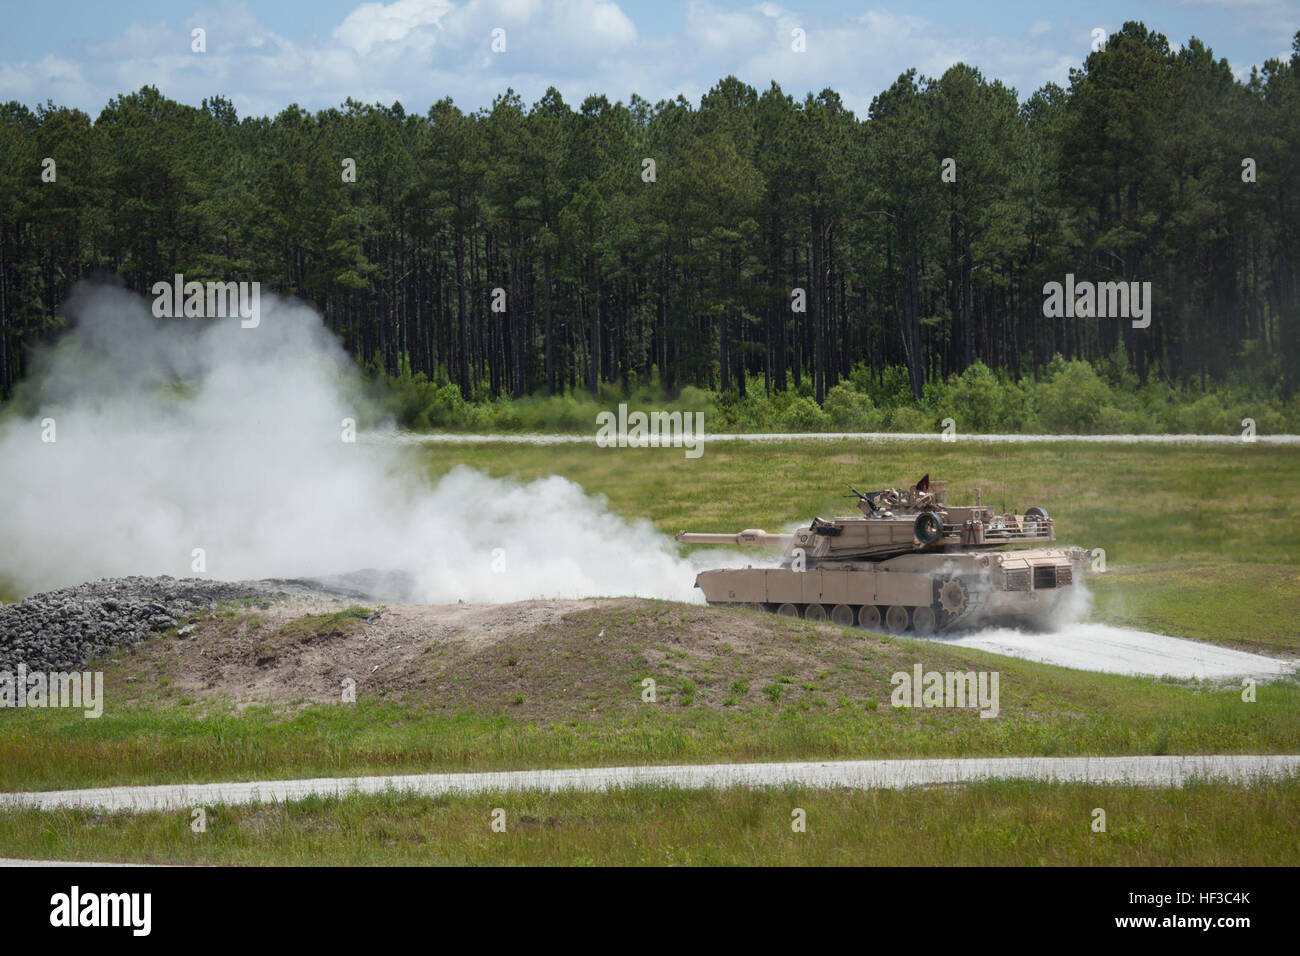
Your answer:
0;283;724;603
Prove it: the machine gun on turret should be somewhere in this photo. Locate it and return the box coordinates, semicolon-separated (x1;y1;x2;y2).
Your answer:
845;484;883;516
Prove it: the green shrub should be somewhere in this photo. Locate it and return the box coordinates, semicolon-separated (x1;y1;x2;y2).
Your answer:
920;379;950;411
859;365;913;409
361;351;1294;437
676;385;715;414
1172;394;1231;434
942;361;1003;433
823;383;884;431
1097;405;1146;434
1035;359;1111;433
780;396;832;432
886;405;933;432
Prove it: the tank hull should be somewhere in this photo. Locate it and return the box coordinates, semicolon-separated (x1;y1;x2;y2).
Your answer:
694;547;1086;633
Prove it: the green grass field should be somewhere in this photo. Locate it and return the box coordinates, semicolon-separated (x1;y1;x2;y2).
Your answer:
3;778;1296;866
415;438;1298;564
1;438;1297;864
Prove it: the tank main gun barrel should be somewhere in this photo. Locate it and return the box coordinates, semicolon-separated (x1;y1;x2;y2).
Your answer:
675;529;793;547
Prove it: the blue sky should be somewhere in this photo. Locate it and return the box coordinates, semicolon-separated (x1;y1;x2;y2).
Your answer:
2;1;1296;119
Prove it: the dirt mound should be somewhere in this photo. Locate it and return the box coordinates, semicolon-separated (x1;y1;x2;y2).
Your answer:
101;597;926;718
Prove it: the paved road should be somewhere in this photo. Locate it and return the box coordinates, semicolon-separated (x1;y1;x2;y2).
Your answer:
2;755;1297;813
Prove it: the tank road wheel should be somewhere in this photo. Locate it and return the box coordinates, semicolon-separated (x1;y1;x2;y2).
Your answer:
885;605;911;632
858;605;882;629
830;604;856;627
804;603;828;622
777;603;801;618
912;606;936;633
939;578;969;617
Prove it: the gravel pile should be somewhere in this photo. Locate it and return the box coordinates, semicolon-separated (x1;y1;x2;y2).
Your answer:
0;576;290;672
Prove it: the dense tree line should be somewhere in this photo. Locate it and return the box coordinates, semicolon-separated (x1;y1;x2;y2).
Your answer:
1;22;1297;405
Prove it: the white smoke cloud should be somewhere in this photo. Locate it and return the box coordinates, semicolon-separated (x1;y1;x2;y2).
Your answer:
0;282;718;603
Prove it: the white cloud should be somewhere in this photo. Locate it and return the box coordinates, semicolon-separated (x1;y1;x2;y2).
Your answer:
335;0;453;56
0;54;92;106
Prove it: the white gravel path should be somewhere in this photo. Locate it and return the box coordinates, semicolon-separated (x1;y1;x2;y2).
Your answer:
0;858;146;866
2;755;1297;813
378;431;1300;445
927;623;1297;680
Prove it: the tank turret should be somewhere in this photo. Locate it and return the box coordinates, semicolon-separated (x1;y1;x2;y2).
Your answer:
676;474;1091;633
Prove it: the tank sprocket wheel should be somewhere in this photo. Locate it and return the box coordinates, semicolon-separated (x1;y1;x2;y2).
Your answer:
939;577;969;616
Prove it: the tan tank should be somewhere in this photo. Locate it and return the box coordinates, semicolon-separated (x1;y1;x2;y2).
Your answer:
676;474;1091;633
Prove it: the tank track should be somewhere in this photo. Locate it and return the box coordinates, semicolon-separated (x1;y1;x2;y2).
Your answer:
706;573;988;635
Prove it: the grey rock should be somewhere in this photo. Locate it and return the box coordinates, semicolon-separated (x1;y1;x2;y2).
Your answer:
0;576;295;672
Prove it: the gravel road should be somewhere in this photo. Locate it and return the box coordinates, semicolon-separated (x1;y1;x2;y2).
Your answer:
3;755;1297;812
381;430;1300;445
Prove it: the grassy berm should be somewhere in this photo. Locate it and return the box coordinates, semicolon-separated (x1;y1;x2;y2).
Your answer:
1;598;1296;794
